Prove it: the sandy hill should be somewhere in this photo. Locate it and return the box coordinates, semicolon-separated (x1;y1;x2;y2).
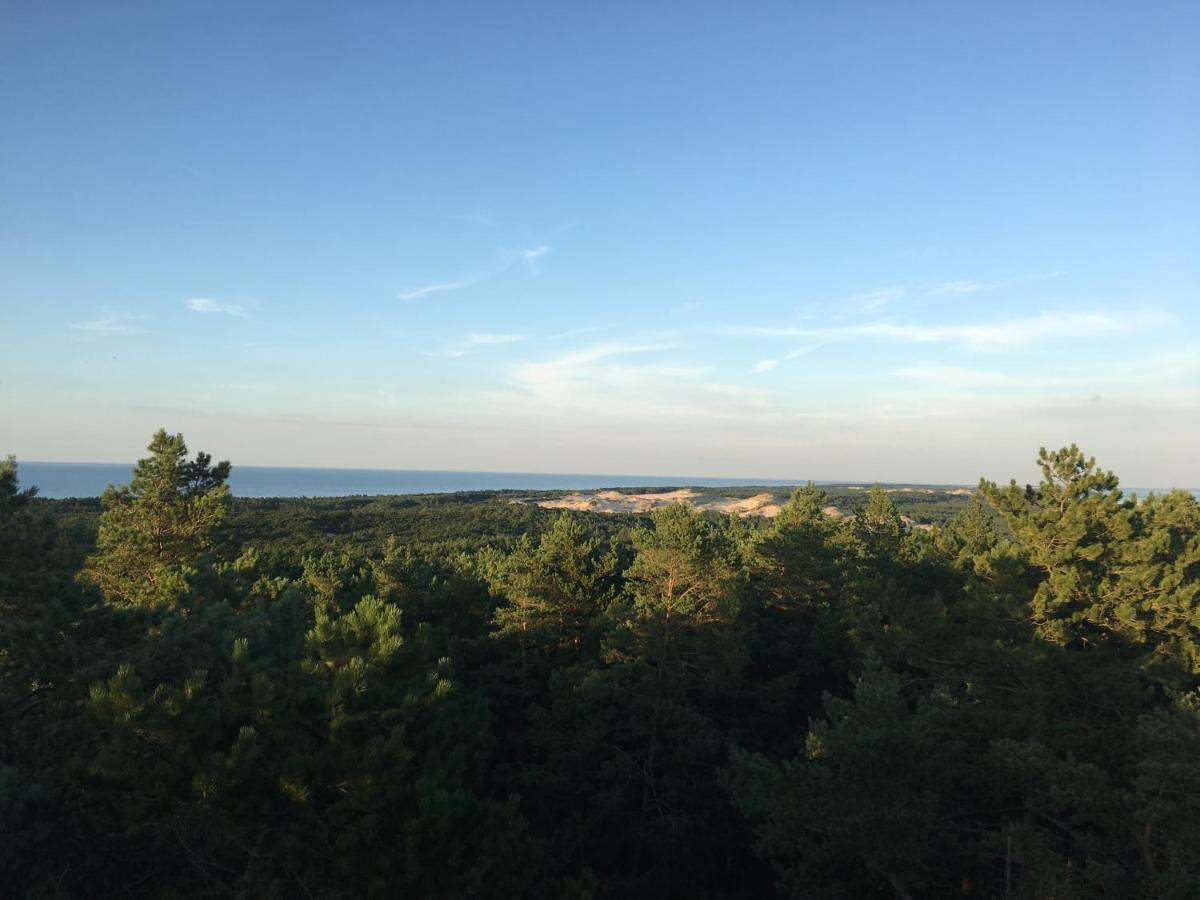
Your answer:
532;489;783;518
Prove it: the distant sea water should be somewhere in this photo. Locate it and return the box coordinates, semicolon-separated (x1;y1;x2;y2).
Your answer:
17;462;1196;502
18;462;815;500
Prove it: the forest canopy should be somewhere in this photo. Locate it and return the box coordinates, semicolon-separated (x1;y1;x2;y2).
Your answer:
2;434;1199;898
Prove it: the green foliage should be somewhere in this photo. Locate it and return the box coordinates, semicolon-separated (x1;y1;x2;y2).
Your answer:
483;516;617;719
80;429;232;608
730;660;965;898
6;434;1200;897
982;445;1200;685
855;484;906;556
1134;691;1200;893
516;505;747;895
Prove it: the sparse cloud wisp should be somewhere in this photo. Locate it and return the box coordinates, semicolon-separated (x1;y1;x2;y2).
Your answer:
443;332;526;357
186;297;249;317
727;309;1166;350
752;344;823;374
924;271;1063;295
522;245;550;271
399;244;551;301
68;313;150;335
398;280;473;301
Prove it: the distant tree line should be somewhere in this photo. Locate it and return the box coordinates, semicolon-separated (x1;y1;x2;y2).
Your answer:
2;430;1198;897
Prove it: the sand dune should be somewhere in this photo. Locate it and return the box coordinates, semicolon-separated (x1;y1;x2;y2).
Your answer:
531;489;782;518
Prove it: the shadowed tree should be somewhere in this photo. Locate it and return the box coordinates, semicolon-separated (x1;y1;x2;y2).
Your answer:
486;515;616;701
729;659;965;900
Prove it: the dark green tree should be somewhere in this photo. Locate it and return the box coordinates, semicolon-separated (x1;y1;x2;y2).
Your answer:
730;659;967;899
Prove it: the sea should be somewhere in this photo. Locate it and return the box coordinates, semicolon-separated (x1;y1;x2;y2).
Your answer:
15;462;1194;502
17;462;811;500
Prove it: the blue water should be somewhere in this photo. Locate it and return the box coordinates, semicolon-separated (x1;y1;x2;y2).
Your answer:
17;462;813;499
17;462;1195;501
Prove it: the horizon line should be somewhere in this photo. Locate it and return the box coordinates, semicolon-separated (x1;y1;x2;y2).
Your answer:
18;458;979;488
16;459;1199;493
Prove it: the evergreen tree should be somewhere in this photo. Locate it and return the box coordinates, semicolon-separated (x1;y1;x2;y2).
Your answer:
8;438;1200;896
982;445;1200;685
486;515;615;700
80;429;232;609
745;484;855;751
980;445;1132;644
730;659;967;899
487;533;551;703
755;483;846;614
854;485;905;557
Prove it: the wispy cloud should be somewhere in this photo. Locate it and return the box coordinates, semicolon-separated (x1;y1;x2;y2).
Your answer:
893;365;1019;388
483;339;782;429
399;244;552;300
506;342;677;405
398;280;473;301
925;280;992;295
443;332;525;357
842;287;907;313
891;347;1200;394
726;309;1165;349
467;332;524;346
186;297;249;317
545;324;614;341
522;245;550;272
68;312;149;335
753;344;824;374
831;272;1063;314
524;342;675;372
924;271;1063;295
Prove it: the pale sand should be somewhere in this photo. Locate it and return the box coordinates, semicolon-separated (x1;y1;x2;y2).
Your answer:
531;489;782;518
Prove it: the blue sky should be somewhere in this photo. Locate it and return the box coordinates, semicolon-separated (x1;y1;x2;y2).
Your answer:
2;1;1197;485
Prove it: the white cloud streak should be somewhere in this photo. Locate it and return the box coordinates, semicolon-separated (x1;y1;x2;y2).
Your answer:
398;280;473;301
520;247;549;271
832;272;1063;314
892;365;1019;388
68;312;149;334
443;332;526;357
186;297;249;317
399;244;552;301
727;309;1166;349
843;287;907;312
753;344;824;374
483;340;782;429
925;271;1063;295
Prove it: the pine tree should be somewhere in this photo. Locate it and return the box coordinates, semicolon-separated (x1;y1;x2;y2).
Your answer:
745;483;855;749
487;534;551;701
729;659;967;899
531;514;614;654
855;484;905;556
616;504;739;880
756;483;846;611
486;515;615;702
980;445;1200;682
80;429;231;609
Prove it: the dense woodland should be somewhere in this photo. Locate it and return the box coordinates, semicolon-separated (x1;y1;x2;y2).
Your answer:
2;431;1199;898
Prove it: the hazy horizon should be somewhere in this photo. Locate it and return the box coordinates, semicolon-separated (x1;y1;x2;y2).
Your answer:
16;459;1198;497
3;3;1197;486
